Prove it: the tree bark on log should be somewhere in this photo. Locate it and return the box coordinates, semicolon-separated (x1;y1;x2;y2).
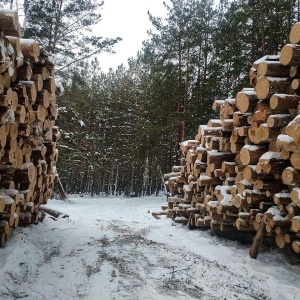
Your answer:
249;220;266;259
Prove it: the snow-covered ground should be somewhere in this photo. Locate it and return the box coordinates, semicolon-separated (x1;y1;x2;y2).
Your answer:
0;195;299;300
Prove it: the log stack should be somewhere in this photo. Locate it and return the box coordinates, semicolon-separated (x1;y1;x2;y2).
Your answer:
0;9;60;246
163;23;300;255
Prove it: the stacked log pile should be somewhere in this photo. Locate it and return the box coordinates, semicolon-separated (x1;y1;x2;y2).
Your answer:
163;23;300;255
0;9;60;246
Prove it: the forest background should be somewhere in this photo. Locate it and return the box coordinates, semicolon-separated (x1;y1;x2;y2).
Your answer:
1;0;299;197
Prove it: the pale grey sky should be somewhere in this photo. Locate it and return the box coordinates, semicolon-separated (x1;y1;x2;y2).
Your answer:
96;0;169;72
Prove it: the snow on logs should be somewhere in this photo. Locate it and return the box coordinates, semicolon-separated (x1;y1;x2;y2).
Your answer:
163;22;300;255
0;9;60;246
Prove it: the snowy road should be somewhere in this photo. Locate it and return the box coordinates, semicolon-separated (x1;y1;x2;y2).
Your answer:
0;195;299;300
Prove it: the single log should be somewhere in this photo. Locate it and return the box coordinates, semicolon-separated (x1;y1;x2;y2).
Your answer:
289;22;300;44
282;167;300;185
212;100;224;111
249;221;266;259
255;76;292;100
290;66;300;78
249;68;257;86
275;234;286;248
280;44;300;66
198;125;221;137
31;74;43;92
292;240;300;253
0;9;20;36
240;145;267;165
291;78;300;90
234;194;248;209
291;216;300;233
222;119;234;132
20;38;40;62
257;151;289;174
208;137;220;151
274;192;291;205
235;90;258;113
235;218;255;231
287;202;300;215
43;77;56;94
270;94;300;110
290;152;300;170
267;114;294;128
257;61;290;77
197;175;223;186
252;55;279;69
207;119;222;127
285;115;300;146
257;124;281;143
207;151;235;165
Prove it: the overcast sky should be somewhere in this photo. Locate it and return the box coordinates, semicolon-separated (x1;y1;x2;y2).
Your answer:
96;0;169;72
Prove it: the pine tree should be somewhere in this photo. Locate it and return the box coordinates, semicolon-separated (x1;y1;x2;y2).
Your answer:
23;0;121;76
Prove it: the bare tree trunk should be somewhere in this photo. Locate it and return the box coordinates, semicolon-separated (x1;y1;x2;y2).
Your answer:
249;221;266;259
57;176;67;200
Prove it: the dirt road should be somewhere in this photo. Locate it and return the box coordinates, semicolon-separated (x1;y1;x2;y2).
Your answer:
0;195;299;299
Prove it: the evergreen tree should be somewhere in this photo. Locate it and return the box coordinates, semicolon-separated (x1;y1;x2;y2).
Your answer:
23;0;121;75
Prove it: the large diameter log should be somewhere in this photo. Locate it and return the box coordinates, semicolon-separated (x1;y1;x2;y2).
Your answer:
240;145;267;165
255;76;292;100
289;22;300;44
280;44;300;66
257;61;290;77
270;94;300;110
235;90;258;113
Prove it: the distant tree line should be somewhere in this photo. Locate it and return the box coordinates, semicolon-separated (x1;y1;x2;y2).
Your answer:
1;0;299;196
